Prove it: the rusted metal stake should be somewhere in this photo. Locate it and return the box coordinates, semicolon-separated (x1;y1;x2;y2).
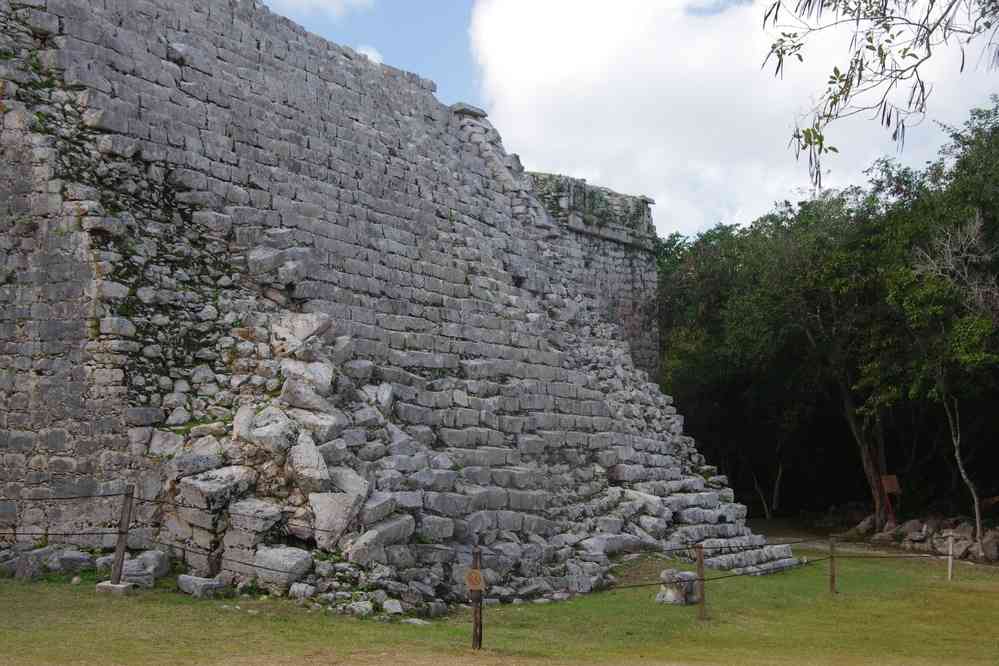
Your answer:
696;544;707;622
471;546;483;649
829;537;837;595
110;484;135;585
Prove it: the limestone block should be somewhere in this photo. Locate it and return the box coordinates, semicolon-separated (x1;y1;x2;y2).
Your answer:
137;550;172;579
167;437;224;479
178;466;257;512
656;570;700;605
346;514;416;564
272;312;332;347
280;379;335;413
288;408;349;441
149;430;184;456
96;581;135;596
423;492;471;517
309;492;364;550
245;407;297;455
328;466;369;498
280;359;335;395
360;492;397;525
288;433;331;494
579;533;645;556
317;439;350;465
177;574;228;599
228;498;284;533
417;515;454;542
122;559;155;589
254;546;312;587
45;549;95;573
289;582;316;600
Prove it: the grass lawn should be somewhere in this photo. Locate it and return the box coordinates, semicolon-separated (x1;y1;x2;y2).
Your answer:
2;548;998;665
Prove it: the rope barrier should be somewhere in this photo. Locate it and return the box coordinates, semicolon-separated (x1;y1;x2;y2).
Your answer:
609;556;824;591
0;493;126;502
835;554;937;560
134;496;347;536
147;540;320;578
658;537;812;556
0;531;120;537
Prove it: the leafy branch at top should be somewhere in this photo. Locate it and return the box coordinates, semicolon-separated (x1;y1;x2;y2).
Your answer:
765;0;999;187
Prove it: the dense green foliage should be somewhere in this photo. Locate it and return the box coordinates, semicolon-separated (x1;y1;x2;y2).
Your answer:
657;98;999;532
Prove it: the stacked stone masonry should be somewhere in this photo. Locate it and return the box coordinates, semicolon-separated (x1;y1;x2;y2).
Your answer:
0;0;794;611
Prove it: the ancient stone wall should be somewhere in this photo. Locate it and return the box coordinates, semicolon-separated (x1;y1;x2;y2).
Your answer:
0;5;126;538
529;173;659;378
0;0;793;611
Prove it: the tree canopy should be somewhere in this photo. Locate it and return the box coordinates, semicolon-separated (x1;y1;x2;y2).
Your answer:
765;0;999;186
658;97;999;539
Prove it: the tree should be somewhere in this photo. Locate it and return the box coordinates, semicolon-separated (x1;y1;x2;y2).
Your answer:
658;197;904;527
657;99;999;532
890;224;997;551
726;194;907;529
764;0;999;186
656;224;818;519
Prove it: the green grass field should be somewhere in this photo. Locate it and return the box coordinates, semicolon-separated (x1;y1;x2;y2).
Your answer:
2;548;998;665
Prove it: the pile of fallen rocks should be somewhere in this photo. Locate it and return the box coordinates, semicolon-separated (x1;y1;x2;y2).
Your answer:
846;516;999;562
0;544;173;586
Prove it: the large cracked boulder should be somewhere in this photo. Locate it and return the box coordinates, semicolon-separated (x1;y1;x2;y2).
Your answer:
288;433;331;493
345;514;415;565
310;492;364;550
254;546;313;587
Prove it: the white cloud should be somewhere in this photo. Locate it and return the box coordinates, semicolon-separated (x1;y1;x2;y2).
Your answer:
356;44;384;64
262;0;372;19
470;0;996;237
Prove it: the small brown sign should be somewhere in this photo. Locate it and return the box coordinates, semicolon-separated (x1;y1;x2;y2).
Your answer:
882;475;901;495
465;568;485;592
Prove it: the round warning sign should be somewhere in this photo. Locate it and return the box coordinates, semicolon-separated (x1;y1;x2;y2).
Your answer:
465;568;485;591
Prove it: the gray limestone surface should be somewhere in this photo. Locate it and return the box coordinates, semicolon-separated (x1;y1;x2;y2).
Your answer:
0;0;792;613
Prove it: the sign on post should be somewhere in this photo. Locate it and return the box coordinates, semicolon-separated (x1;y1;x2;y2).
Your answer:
465;568;485;592
469;547;484;650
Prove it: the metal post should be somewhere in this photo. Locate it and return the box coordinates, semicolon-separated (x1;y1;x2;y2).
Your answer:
947;535;954;582
110;484;135;585
696;544;707;621
471;546;483;649
829;537;837;595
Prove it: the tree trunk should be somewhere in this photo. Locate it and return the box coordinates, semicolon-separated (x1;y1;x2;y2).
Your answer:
838;379;886;529
771;462;784;514
941;395;984;556
751;468;773;521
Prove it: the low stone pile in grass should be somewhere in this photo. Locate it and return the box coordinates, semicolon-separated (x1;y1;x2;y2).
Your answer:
846;516;999;562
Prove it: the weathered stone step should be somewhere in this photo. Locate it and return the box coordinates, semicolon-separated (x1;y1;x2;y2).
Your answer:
705;544;794;569
729;556;801;576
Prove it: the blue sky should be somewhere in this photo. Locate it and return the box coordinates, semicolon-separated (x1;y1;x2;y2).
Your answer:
262;0;996;237
263;0;481;106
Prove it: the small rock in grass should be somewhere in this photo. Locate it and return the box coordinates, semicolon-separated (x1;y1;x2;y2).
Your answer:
177;574;228;599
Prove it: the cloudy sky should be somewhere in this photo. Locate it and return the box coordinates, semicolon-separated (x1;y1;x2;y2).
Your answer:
262;0;996;237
